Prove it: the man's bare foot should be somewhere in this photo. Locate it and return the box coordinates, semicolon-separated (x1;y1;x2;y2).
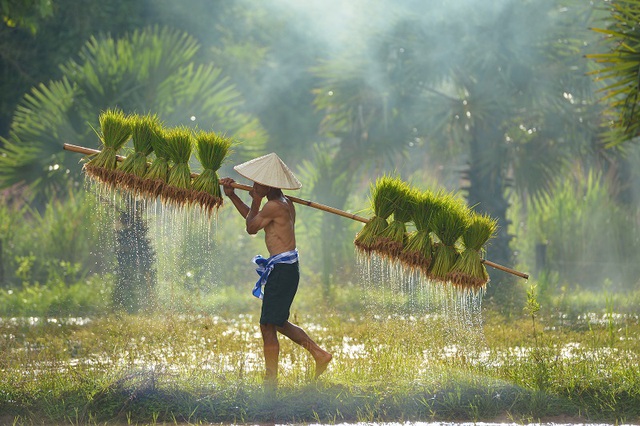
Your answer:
314;351;333;378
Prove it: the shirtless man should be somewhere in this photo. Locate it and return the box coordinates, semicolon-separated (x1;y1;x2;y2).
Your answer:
220;164;332;388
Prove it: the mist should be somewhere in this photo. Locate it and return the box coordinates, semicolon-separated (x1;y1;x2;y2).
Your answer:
1;0;638;306
92;0;640;292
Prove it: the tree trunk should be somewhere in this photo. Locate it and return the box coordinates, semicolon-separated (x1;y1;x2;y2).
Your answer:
113;198;157;313
464;126;522;307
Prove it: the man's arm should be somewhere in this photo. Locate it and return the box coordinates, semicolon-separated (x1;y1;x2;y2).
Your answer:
220;178;250;218
246;197;277;235
229;192;251;218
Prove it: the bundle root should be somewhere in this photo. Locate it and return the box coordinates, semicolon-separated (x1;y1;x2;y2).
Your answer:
83;164;120;190
191;191;224;216
354;216;388;254
446;249;489;290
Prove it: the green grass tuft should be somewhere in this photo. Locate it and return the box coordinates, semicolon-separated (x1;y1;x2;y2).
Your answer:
448;212;498;289
371;175;406;219
163;126;194;205
401;190;440;272
98;109;133;152
115;114;164;196
191;130;234;214
429;191;470;281
85;109;133;186
355;175;412;255
375;184;416;259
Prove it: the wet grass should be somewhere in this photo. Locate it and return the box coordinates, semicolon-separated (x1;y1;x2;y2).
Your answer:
0;288;639;425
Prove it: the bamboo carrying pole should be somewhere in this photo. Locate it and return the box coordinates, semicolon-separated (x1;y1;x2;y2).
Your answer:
63;143;529;280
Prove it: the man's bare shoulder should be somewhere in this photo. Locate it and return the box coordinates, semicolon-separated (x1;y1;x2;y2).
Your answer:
261;198;289;215
266;196;292;207
264;197;295;222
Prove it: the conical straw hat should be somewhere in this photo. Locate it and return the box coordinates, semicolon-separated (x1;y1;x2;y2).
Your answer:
234;152;302;190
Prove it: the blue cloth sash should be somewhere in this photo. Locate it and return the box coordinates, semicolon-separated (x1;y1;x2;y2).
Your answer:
252;249;299;299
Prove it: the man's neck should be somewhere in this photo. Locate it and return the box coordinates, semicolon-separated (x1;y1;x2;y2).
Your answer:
266;188;283;200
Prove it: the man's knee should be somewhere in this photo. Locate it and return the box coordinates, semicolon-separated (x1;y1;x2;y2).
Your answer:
260;323;278;342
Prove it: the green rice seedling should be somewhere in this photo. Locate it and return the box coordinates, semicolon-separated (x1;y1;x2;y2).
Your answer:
429;191;470;283
447;212;497;290
143;127;171;198
84;109;132;188
115;113;161;196
354;175;404;254
375;182;416;260
163;126;194;206
400;189;439;273
191;130;233;215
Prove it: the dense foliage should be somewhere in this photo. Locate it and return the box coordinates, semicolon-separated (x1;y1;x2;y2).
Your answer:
0;0;638;306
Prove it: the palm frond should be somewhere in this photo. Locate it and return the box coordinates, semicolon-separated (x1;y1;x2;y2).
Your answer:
588;0;640;146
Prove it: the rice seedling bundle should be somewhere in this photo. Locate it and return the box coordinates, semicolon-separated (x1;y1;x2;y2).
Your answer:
447;212;497;290
84;109;132;188
163;126;194;206
429;192;470;282
400;189;439;273
143;127;171;198
191;130;233;214
375;183;416;260
354;175;404;254
115;113;161;195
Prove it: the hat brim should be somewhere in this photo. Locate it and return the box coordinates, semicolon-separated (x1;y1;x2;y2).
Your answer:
233;152;302;190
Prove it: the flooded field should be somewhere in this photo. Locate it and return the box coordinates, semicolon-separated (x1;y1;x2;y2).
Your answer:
1;306;639;425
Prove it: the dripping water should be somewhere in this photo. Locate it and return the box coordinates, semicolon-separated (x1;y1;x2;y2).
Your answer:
357;249;487;356
85;177;223;314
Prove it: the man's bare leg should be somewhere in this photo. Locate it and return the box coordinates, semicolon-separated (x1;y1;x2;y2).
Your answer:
260;324;279;389
277;321;332;378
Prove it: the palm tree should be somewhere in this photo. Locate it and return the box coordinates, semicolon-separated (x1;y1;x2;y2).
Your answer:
0;26;267;311
310;0;600;298
0;26;266;206
421;1;598;292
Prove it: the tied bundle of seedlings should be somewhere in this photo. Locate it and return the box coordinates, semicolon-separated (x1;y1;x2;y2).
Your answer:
374;182;415;260
84;109;132;188
400;189;439;273
163;126;194;206
115;113;161;196
143;127;171;198
447;212;497;290
354;175;403;254
429;192;470;282
191;130;233;214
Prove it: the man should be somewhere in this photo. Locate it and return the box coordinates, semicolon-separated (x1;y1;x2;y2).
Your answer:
220;152;332;389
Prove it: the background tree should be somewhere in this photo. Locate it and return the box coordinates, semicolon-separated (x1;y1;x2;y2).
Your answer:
0;26;266;206
0;0;149;137
587;0;640;147
0;26;266;310
0;0;53;34
308;0;603;303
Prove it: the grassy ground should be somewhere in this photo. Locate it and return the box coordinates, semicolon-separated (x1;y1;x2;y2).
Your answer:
0;282;639;426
